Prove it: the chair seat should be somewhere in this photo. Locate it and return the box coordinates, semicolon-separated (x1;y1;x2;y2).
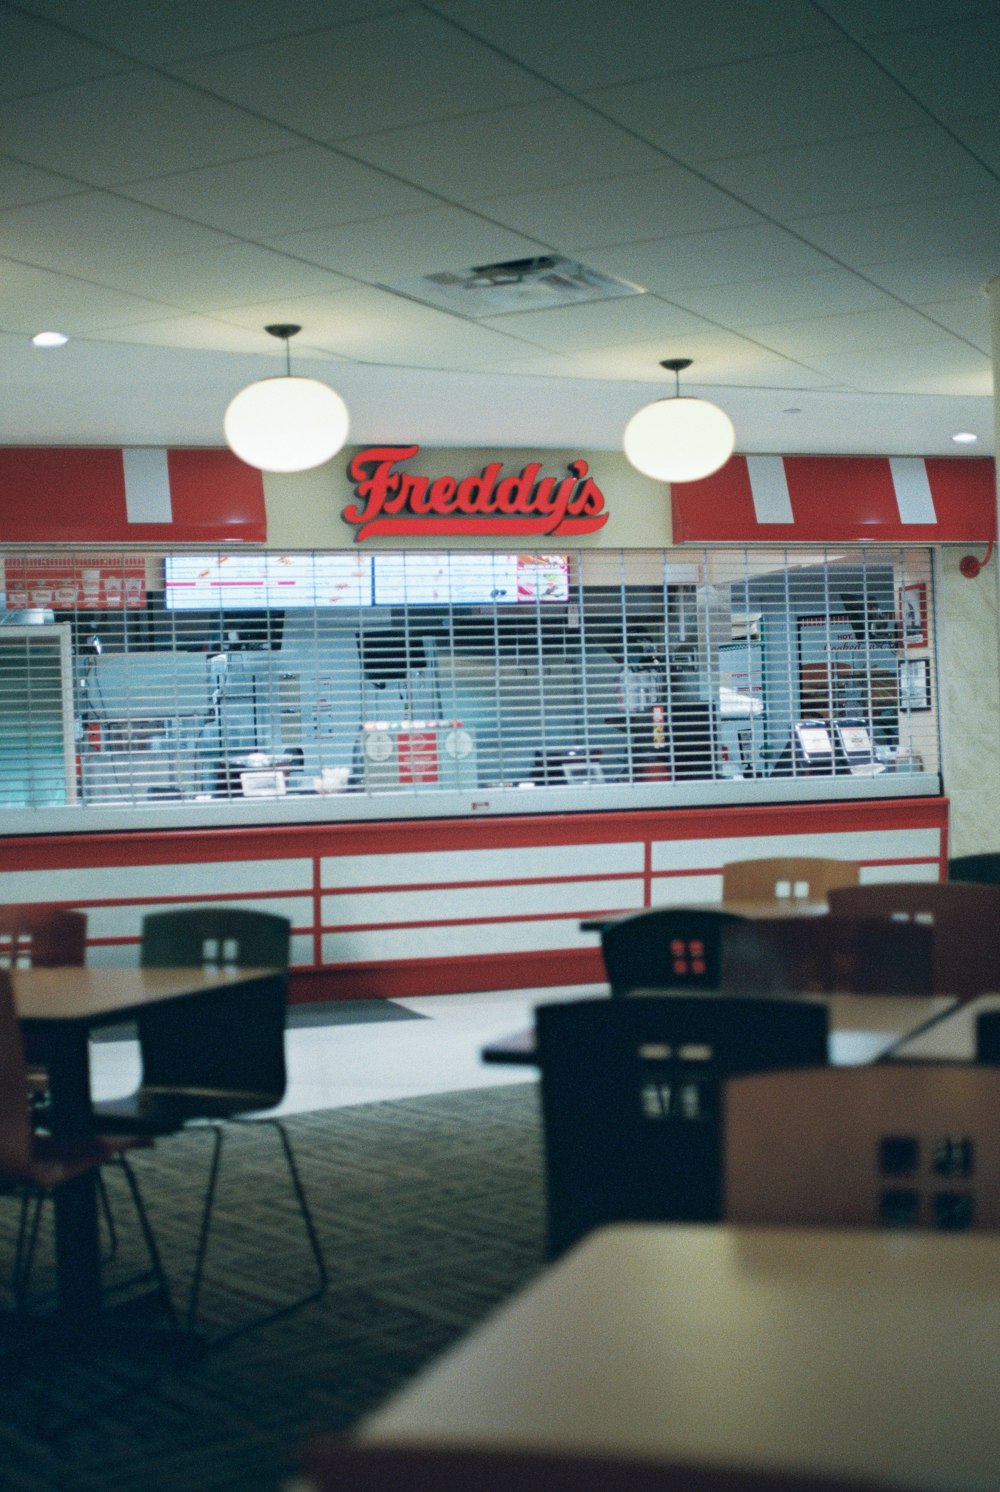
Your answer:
15;1132;150;1191
93;1087;282;1132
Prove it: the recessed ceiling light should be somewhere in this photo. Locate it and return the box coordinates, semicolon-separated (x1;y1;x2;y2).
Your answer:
952;431;978;444
31;330;69;348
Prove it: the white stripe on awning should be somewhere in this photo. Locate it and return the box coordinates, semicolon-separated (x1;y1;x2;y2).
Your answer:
746;456;793;523
889;457;937;524
123;447;172;523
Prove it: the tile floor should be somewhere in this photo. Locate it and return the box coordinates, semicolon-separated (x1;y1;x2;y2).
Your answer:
88;984;607;1116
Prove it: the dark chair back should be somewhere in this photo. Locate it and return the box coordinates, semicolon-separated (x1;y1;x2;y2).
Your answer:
140;907;291;971
720;915;934;995
137;909;292;1104
949;852;1000;887
828;882;1000;1000
976;1010;1000;1062
536;994;828;1256
600;908;745;998
0;904;87;968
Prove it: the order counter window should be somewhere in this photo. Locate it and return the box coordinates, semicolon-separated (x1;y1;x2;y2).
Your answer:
0;545;939;818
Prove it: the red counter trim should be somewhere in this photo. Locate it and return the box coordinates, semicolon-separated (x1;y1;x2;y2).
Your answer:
0;797;949;999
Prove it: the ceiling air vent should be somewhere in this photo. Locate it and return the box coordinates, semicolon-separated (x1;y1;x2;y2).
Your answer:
381;254;644;318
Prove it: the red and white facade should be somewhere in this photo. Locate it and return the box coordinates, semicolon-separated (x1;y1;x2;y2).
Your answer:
0;798;948;999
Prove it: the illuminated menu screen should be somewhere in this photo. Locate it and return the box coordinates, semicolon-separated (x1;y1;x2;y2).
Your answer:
372;553;569;605
164;553;569;609
164;554;373;609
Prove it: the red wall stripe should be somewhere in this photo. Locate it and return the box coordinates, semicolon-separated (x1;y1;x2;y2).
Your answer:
672;455;995;544
0;447;265;543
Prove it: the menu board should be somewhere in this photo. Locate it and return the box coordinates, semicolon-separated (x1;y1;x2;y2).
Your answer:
164;552;569;609
164;553;373;609
373;553;568;605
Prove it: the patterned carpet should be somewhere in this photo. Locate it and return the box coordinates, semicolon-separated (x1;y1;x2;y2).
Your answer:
0;1083;546;1492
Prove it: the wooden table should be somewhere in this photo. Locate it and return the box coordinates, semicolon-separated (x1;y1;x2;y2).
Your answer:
359;1221;1000;1492
482;992;958;1068
13;963;283;1331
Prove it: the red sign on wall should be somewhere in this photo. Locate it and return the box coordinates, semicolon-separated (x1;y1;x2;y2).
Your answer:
344;445;608;542
4;555;146;610
396;730;439;785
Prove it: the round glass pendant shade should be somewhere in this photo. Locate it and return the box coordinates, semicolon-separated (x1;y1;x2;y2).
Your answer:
623;395;735;483
224;375;350;473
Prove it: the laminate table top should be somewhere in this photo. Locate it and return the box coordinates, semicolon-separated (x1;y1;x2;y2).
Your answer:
482;992;958;1068
12;963;281;1025
359;1221;1000;1492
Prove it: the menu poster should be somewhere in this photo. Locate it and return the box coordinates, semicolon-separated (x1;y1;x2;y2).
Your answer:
4;555;146;611
164;553;372;609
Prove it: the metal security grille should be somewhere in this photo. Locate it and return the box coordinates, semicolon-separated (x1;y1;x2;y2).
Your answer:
0;546;938;809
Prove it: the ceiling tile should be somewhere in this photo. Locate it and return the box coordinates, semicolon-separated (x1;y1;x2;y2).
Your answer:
0;72;299;186
946;113;1000;174
866;15;1000;122
345;99;665;200
266;207;545;283
477;293;715;353
473;164;761;250
587;45;930;162
94;315;316;355
0;192;234;276
800;337;992;394
575;225;838;294
789;189;1000;265
0;259;189;334
0;9;124;100
564;335;842;388
860;252;1000;302
913;294;993;350
18;0;396;63
117;145;438;239
432;0;840;92
84;242;354;310
171;10;553;141
0;155;82;211
815;2;994;37
744;305;964;358
667;269;897;326
224;285;537;369
702;125;994;219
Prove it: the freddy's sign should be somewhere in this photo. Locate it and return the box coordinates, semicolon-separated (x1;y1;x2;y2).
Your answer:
344;445;608;542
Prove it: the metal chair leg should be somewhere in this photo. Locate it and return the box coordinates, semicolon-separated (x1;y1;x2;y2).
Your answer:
186;1117;328;1346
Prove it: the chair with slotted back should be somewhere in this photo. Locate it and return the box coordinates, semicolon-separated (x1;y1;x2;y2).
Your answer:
0;903;87;1088
721;856;858;906
827;881;1000;1001
725;1063;1000;1231
600;907;745;998
90;907;326;1341
535;994;828;1257
719;914;934;996
948;851;1000;886
0;968;176;1318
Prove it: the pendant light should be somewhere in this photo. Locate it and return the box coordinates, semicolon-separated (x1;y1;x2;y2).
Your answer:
224;324;350;473
623;358;735;483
